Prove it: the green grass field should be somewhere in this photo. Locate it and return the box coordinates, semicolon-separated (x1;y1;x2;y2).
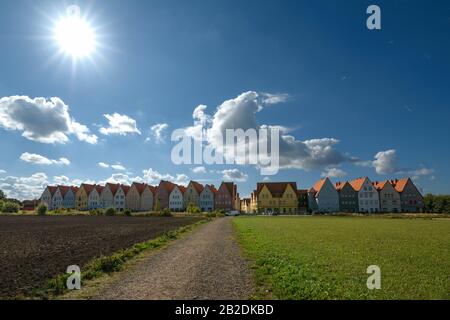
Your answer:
233;216;450;300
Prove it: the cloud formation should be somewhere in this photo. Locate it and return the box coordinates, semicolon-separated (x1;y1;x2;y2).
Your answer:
221;169;248;182
0;96;98;144
99;113;141;136
97;162;126;171
20;152;70;166
321;167;347;178
191;166;207;174
0;172;49;200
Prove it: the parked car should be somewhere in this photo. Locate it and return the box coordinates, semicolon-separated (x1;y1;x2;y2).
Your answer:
226;210;240;216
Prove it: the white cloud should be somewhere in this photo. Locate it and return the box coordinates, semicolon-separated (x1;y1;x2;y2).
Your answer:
149;123;169;143
221;169;248;182
373;149;398;175
0;169;6;174
182;91;346;172
142;168;189;185
191;166;207;174
0;96;98;144
321;167;347;178
263;176;271;182
111;164;126;171
97;162;126;171
52;175;71;185
99;113;141;136
20;152;70;166
0;172;48;200
98;162;109;168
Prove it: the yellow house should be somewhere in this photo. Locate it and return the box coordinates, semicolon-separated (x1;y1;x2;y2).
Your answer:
75;183;95;211
255;182;298;214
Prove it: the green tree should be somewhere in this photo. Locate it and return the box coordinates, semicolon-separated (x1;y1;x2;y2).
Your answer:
0;189;5;201
2;202;19;213
37;204;48;216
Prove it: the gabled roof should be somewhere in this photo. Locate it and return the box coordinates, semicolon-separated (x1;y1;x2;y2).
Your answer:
256;182;297;198
58;185;70;197
311;178;327;193
159;180;177;194
349;177;368;192
373;180;389;191
47;186;58;196
190;181;204;194
70;186;79;194
220;182;236;197
334;181;354;192
80;183;96;195
178;185;187;194
95;185;104;194
147;185;157;195
106;183;120;196
391;177;410;193
121;185;131;195
208;184;218;194
132;182;147;195
296;189;308;195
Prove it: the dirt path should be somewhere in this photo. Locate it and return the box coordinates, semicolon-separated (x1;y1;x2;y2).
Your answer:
94;217;253;299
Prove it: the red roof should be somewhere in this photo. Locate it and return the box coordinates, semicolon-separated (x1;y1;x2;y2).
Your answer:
373;180;389;191
256;182;297;198
334;181;354;192
132;182;147;195
47;186;58;196
106;183;120;196
311;178;327;193
81;183;96;195
178;185;187;194
208;184;218;194
147;185;157;195
391;178;409;193
95;185;105;194
121;185;131;195
58;185;70;197
349;177;368;192
220;182;237;197
70;186;79;194
190;181;204;194
159;180;177;194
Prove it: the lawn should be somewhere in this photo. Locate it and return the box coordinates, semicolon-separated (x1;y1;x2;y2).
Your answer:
233;216;450;300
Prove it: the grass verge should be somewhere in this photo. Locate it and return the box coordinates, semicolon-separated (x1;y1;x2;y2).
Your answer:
233;216;450;300
32;219;209;299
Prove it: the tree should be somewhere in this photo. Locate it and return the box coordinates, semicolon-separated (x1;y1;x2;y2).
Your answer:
37;204;48;216
2;202;19;213
0;189;5;201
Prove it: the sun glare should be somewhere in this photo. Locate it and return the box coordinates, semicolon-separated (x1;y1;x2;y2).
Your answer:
54;15;96;58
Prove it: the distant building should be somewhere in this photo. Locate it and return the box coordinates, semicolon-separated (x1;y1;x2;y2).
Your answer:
240;198;251;214
349;177;379;213
169;185;186;211
255;182;298;214
308;178;339;213
391;178;424;212
296;189;309;213
184;181;204;208
200;184;216;212
40;186;57;210
76;184;96;211
156;180;177;209
335;181;358;213
215;182;238;211
373;180;401;213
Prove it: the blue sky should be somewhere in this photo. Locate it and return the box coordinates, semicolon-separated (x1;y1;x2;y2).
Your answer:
0;0;449;199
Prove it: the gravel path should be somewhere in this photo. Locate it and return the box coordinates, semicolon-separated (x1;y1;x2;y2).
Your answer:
95;217;253;299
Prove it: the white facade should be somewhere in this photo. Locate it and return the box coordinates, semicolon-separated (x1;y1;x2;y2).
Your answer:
114;186;126;211
52;188;63;209
41;187;55;210
88;188;101;209
169;186;184;211
357;178;379;213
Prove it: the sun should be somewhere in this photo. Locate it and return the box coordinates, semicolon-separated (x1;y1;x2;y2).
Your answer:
54;14;96;58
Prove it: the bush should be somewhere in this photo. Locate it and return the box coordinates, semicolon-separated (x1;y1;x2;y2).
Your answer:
0;200;3;212
36;204;48;216
160;208;173;217
104;208;116;216
123;209;132;216
187;202;201;214
2;201;20;213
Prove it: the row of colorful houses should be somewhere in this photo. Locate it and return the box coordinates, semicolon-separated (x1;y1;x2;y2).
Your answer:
40;180;239;212
239;177;423;214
